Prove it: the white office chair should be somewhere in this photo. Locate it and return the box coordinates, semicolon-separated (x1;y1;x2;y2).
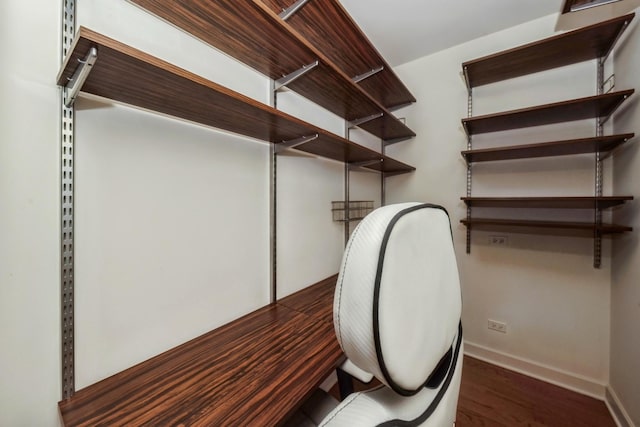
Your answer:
288;202;464;426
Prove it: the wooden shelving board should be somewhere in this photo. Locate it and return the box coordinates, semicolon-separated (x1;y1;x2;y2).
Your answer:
57;27;415;175
128;0;415;142
463;13;635;88
461;218;632;234
462;133;635;163
59;277;342;426
462;89;634;135
259;0;416;110
461;196;633;209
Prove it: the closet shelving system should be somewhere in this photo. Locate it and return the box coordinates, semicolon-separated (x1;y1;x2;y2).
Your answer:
127;0;417;243
57;0;416;399
460;13;636;267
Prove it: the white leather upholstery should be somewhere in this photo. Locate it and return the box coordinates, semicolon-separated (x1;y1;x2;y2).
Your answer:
324;202;463;426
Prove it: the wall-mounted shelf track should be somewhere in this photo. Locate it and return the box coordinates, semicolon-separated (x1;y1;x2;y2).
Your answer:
463;13;635;89
462;133;634;163
460;218;632;234
57;27;415;175
259;0;416;110
462;90;634;135
128;0;415;143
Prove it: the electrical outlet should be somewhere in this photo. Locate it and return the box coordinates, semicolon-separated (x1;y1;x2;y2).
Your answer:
488;319;507;333
489;235;508;246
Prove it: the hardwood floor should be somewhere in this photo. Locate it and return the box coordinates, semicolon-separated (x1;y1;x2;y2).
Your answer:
331;356;615;426
457;356;615;427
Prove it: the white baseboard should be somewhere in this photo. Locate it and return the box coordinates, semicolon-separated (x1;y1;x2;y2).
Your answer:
464;341;606;400
605;386;636;427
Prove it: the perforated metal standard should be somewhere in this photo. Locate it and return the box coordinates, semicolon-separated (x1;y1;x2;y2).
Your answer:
61;0;76;400
466;89;473;254
594;58;605;268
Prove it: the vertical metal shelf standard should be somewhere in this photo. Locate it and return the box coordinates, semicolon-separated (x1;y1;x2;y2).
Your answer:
594;58;605;268
60;0;76;400
463;67;473;254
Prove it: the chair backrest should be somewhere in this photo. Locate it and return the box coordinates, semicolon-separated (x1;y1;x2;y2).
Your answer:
334;202;462;395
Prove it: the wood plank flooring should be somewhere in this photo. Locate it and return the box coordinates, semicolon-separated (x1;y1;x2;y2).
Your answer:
331;356;615;426
457;356;615;427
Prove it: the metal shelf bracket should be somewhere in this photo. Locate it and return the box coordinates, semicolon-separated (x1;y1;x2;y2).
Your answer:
348;112;383;129
348;159;383;173
352;66;384;83
64;47;98;107
384;135;413;146
274;133;319;154
274;61;319;91
279;0;313;20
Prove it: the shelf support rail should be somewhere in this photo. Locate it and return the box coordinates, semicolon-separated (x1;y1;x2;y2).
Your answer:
269;80;278;303
279;0;313;20
344;125;351;246
274;134;319;154
352;66;384;84
63;47;98;107
466;84;473;254
61;0;77;401
594;57;605;268
274;61;319;91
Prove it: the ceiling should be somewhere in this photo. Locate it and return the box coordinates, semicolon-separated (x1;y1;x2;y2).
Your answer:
340;0;640;66
340;0;563;66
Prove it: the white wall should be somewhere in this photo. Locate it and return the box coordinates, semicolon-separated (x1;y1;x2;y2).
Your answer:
612;9;640;426
74;0;354;388
0;1;62;426
1;0;367;424
387;14;614;395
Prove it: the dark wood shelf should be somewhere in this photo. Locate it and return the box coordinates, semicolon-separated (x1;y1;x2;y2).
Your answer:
128;0;415;142
462;133;635;163
57;27;415;175
461;218;632;234
462;196;633;209
259;0;416;110
462;90;634;135
59;276;342;426
463;13;635;88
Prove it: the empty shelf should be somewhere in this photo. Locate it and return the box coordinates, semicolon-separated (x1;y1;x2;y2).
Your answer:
462;90;634;135
461;218;632;234
57;27;415;175
128;0;415;142
463;13;635;88
259;0;416;110
461;196;633;209
461;133;635;162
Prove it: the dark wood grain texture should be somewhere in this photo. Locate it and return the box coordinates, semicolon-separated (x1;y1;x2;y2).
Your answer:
463;13;634;88
59;276;342;426
329;356;616;426
461;218;632;234
461;196;633;209
128;0;415;142
457;356;616;426
278;274;337;323
259;0;415;110
461;133;635;162
462;90;634;135
57;27;415;175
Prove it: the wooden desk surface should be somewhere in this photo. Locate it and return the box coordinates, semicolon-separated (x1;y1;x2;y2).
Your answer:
59;276;342;426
